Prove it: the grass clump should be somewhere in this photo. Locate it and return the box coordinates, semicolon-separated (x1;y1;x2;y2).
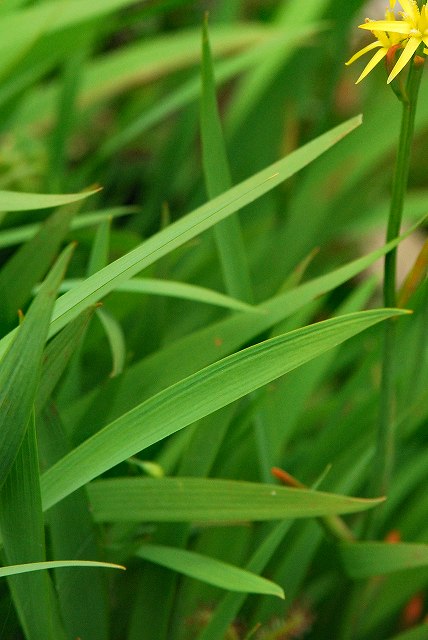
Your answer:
0;1;427;639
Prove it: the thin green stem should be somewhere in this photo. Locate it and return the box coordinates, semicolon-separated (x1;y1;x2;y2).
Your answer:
383;63;423;308
369;58;423;510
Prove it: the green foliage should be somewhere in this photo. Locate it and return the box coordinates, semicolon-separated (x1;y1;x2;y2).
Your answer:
0;1;426;639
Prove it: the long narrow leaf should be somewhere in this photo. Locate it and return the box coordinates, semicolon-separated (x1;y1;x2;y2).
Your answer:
98;23;319;161
59;277;259;312
37;311;108;639
0;243;74;488
64;219;425;436
0;203;79;328
88;477;384;523
0;560;125;578
0;116;361;364
341;542;428;579
201;16;253;302
0;416;67;640
41;308;403;510
0;207;136;249
136;544;283;598
36;308;96;413
0;187;97;211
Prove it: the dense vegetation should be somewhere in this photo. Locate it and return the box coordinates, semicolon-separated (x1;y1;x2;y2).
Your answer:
0;1;427;639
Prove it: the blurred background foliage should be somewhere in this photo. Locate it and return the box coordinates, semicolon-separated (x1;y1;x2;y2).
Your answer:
0;0;427;639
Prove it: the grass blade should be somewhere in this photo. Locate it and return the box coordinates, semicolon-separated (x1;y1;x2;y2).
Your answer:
97;23;319;163
39;405;111;640
0;247;75;638
0;115;360;356
0;560;124;578
65;220;424;437
0;207;136;249
0;243;74;488
197;521;292;640
88;477;384;523
0;415;67;640
36;308;96;413
341;541;428;578
60;277;259;313
201;16;253;302
0;187;97;211
96;308;126;378
41;308;404;510
0;203;80;328
136;544;284;598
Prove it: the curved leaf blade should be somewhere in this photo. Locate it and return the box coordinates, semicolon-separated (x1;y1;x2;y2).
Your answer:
41;308;403;510
0;244;73;488
0;116;361;361
136;544;284;598
341;541;428;579
60;277;259;313
0;560;125;578
0;188;98;211
44;117;362;338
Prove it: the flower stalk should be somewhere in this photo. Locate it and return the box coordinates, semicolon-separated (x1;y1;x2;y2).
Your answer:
369;55;423;507
346;0;426;525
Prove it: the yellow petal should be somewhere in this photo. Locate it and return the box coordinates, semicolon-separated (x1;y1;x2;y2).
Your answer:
356;48;388;84
421;5;428;30
359;20;411;34
345;41;383;65
398;0;419;21
387;35;421;82
373;30;394;48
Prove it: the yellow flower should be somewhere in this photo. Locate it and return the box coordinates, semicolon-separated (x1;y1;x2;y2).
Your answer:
358;0;428;83
346;6;404;84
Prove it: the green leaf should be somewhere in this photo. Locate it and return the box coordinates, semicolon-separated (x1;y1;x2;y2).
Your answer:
41;308;404;510
0;243;74;489
97;22;318;161
136;544;284;598
60;277;259;313
65;219;425;437
341;541;428;579
386;625;428;640
88;477;383;523
38;404;111;640
36;308;96;413
0;0;143;78
0;416;67;640
226;0;329;135
29;116;362;347
0;559;124;578
0;247;75;639
0;187;98;211
87;218;111;276
96;308;126;378
201;16;253;302
197;521;292;640
0;207;136;249
86;219;127;377
0;203;80;328
16;22;299;125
